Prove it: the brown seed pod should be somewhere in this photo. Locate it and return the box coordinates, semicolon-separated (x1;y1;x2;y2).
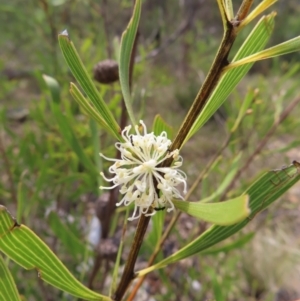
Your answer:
93;59;119;84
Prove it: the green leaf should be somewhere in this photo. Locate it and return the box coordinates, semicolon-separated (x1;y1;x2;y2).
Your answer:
216;0;229;31
119;0;142;126
0;206;111;301
43;75;98;176
223;0;234;21
137;161;300;276
69;83;122;141
184;13;275;144
241;0;278;28
0;254;21;301
152;115;174;140
173;195;250;226
226;35;300;70
58;31;121;138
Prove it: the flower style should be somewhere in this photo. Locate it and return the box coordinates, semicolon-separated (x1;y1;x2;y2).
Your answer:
100;120;187;220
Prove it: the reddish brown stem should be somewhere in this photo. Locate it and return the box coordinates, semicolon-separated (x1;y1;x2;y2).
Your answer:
114;214;151;301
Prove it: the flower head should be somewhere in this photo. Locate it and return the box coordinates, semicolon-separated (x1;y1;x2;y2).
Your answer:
100;120;187;220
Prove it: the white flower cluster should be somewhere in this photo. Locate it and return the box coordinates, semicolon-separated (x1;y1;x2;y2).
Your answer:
100;121;187;220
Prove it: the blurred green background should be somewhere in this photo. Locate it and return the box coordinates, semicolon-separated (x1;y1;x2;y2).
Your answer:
1;1;300;300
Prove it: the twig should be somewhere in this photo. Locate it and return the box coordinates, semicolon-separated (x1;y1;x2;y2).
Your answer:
113;1;255;299
119;1;255;299
236;0;254;21
135;1;200;62
114;213;152;301
220;96;300;199
163;6;238;164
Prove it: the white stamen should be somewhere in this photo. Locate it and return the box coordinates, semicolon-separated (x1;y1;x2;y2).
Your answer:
100;120;187;220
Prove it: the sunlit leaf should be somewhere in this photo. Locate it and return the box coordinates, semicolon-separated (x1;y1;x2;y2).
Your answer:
173;195;250;226
184;13;275;144
137;161;300;276
0;206;112;301
0;254;21;301
223;0;234;21
225;36;300;70
240;0;277;29
217;0;229;30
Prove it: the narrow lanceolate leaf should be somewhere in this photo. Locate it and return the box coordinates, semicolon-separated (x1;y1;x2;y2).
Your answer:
152;115;174;140
0;206;112;301
70;83;122;141
223;0;234;21
58;31;120;139
174;195;250;226
240;0;277;29
119;0;142;126
216;0;229;30
43;75;98;176
137;161;300;276
184;13;275;144
0;254;21;301
225;36;300;70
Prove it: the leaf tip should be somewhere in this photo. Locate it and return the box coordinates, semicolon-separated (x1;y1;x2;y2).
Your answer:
60;29;69;37
292;160;300;172
58;29;71;42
